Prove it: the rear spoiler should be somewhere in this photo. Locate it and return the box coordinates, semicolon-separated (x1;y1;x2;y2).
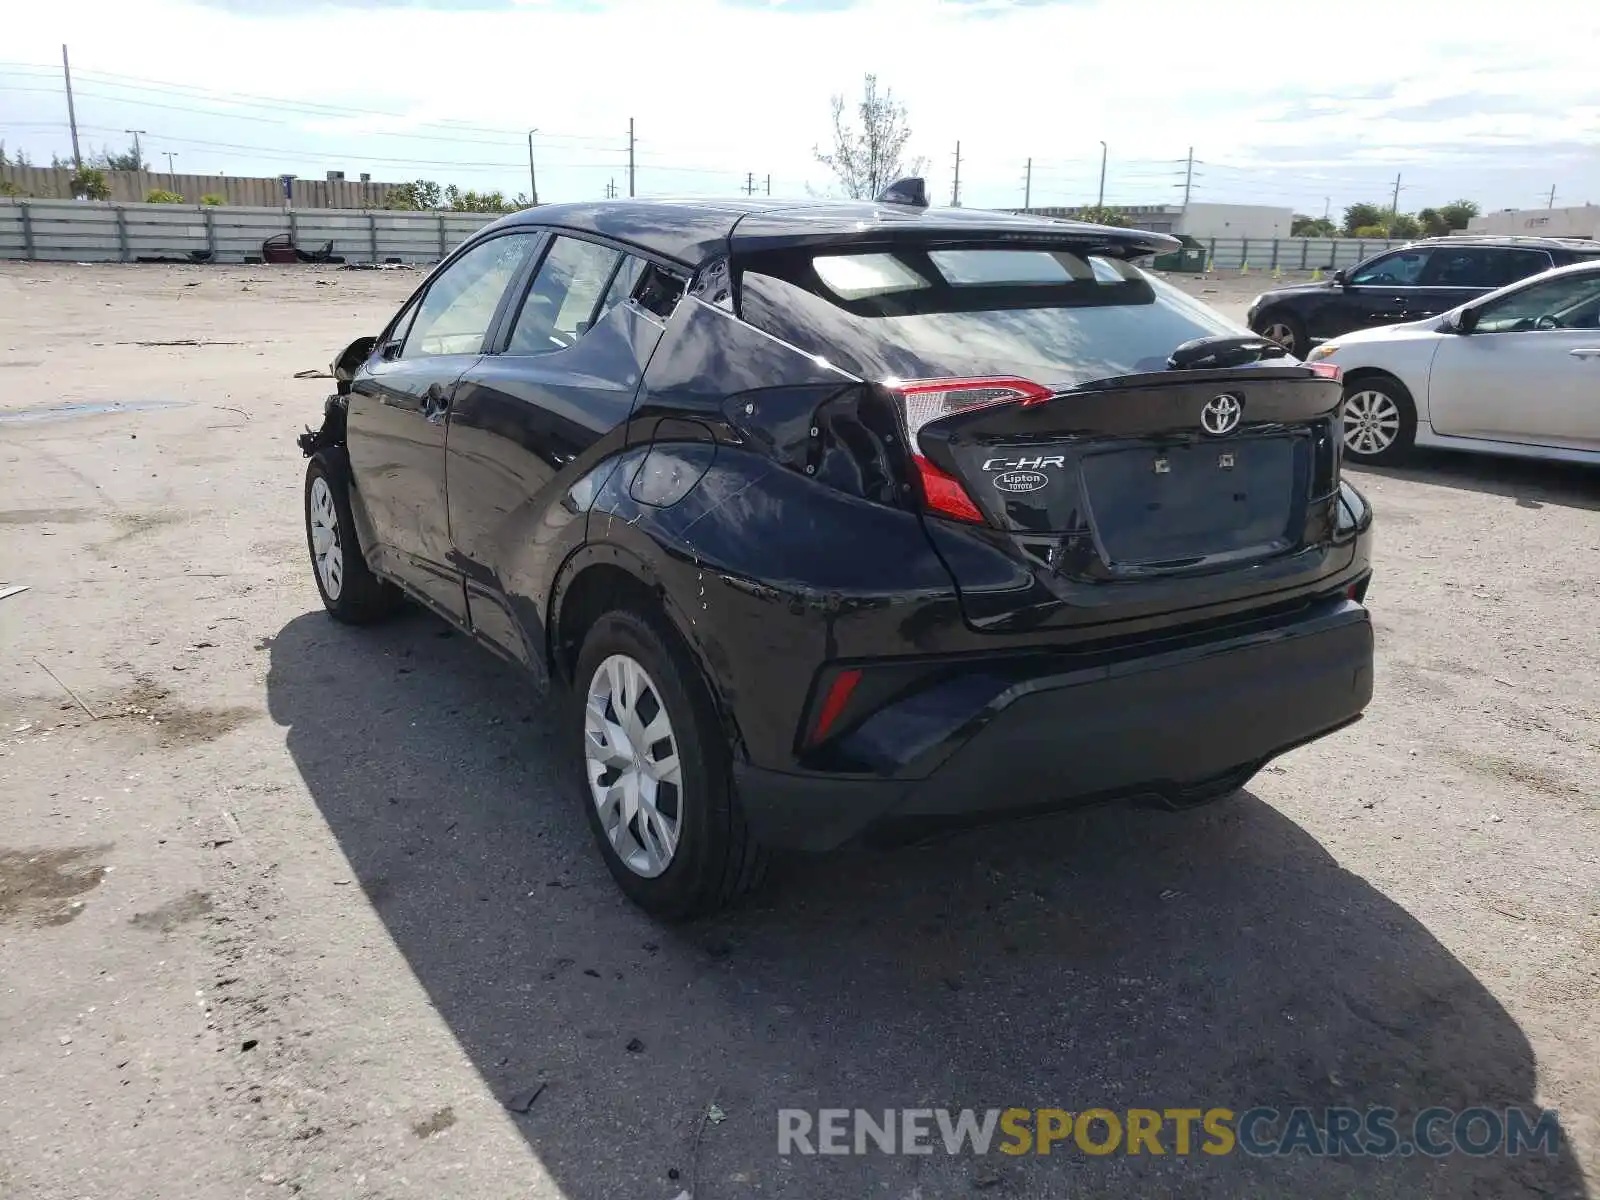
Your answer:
727;216;1177;262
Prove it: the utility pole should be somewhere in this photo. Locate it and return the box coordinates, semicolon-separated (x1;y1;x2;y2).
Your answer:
951;141;962;207
61;44;82;170
1097;140;1107;208
1547;184;1557;209
605;179;616;199
1323;196;1331;221
627;118;635;198
765;174;771;196
1390;173;1402;216
1023;157;1032;210
745;171;755;196
1181;146;1194;210
526;129;539;206
163;151;177;179
124;129;148;170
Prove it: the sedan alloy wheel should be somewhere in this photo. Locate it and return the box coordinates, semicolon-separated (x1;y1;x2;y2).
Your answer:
1343;389;1402;457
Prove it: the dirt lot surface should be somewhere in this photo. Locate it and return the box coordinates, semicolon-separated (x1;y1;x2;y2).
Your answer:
2;262;1597;1200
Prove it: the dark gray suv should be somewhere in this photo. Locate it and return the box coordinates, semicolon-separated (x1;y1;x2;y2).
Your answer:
1246;235;1600;357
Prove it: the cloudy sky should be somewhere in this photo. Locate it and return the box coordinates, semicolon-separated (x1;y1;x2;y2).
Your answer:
4;0;1598;217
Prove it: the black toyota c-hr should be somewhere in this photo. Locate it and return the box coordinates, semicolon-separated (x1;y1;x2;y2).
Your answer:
298;185;1375;918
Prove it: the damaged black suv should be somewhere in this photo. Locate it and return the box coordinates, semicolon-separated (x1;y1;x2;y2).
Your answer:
299;186;1374;918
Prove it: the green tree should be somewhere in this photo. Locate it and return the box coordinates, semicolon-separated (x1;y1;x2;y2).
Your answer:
0;180;26;198
144;188;184;203
1353;223;1390;239
1292;214;1337;237
95;141;147;172
444;185;512;213
1342;203;1386;237
1074;204;1127;227
1437;199;1479;231
69;166;110;200
200;193;227;206
386;179;442;210
1416;207;1450;238
814;73;926;199
1388;212;1421;239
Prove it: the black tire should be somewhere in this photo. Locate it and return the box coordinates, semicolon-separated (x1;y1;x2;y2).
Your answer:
571;608;766;920
1253;309;1308;359
1340;374;1418;466
304;449;402;624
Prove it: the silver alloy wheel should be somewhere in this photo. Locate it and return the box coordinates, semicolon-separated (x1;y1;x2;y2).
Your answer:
308;475;344;600
1343;389;1402;456
1263;321;1298;349
584;653;682;878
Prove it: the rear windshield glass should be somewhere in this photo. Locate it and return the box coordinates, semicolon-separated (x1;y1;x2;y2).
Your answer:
736;245;1248;386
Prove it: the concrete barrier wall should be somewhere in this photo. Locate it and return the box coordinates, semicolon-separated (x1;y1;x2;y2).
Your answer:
0;199;500;264
1194;237;1402;271
0;202;1407;272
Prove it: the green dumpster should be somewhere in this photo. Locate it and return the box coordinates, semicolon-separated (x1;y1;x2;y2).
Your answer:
1151;235;1207;273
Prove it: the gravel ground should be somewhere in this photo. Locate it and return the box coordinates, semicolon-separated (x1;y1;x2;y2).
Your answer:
1;262;1596;1200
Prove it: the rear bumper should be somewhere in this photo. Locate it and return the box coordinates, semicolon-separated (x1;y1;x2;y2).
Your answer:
733;598;1373;850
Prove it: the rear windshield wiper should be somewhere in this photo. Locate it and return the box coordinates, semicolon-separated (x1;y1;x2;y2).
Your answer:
1166;334;1289;371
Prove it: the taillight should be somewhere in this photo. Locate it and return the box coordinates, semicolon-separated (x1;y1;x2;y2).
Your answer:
809;668;863;745
913;455;985;523
888;376;1053;525
1307;361;1342;381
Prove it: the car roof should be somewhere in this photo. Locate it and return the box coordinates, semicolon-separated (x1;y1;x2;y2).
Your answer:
1409;234;1600;253
495;198;1178;267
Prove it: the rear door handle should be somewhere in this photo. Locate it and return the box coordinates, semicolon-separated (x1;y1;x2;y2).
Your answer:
1570;348;1600;358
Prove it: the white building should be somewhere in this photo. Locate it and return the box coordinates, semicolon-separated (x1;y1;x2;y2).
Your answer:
1466;204;1598;239
1017;202;1294;241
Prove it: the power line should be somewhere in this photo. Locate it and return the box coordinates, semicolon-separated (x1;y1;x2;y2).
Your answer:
0;63;624;144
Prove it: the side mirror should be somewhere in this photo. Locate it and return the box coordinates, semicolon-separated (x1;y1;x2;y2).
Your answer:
1331;269;1348;287
1449;308;1479;335
331;336;378;391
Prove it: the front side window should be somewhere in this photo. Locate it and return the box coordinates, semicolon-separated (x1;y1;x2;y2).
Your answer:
505;236;622;355
383;297;420;357
1350;250;1429;286
1473;272;1600;333
401;233;537;359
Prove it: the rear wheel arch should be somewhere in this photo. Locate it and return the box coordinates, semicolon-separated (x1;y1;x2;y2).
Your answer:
549;552;747;761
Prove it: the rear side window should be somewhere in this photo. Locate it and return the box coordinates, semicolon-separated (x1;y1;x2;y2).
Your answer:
1419;248;1508;288
506;236;621;355
1493;248;1554;285
596;255;645;323
735;245;1245;386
